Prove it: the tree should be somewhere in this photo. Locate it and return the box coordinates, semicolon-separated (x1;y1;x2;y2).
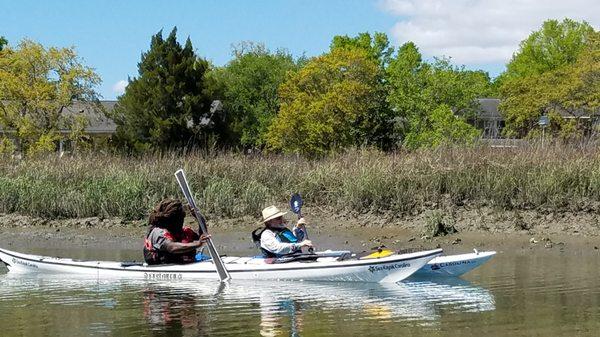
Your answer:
403;104;480;149
111;28;213;152
499;20;598;138
206;43;297;148
502;18;595;81
0;39;100;156
330;32;394;69
500;31;600;139
266;48;381;156
387;42;489;147
0;36;7;51
329;32;396;148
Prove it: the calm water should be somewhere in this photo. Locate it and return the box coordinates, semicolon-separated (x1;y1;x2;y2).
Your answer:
0;247;599;336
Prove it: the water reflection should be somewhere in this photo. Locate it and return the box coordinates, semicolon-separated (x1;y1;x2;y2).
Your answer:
0;273;495;336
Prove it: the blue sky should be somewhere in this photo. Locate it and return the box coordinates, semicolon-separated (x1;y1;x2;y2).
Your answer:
2;0;598;99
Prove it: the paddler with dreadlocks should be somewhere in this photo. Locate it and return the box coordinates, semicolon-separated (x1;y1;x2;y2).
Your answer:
143;198;210;265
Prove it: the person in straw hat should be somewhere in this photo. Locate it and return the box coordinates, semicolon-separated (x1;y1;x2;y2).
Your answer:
254;205;313;257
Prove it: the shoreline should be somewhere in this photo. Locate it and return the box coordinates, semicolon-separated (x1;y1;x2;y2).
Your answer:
1;207;599;258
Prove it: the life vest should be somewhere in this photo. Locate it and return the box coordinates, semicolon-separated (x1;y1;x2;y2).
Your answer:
144;226;198;265
252;227;299;258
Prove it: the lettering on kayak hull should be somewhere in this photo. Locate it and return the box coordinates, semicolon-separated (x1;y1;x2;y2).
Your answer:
144;272;183;280
12;258;38;269
368;263;410;273
430;260;474;270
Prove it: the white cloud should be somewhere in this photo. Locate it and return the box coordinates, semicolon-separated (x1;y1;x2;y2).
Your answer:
379;0;600;65
112;80;128;95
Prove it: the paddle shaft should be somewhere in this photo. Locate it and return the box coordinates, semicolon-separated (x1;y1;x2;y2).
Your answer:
297;213;309;240
291;194;313;253
175;169;231;282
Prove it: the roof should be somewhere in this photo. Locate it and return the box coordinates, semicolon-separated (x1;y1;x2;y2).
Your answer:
58;100;117;134
549;105;600;119
0;100;117;134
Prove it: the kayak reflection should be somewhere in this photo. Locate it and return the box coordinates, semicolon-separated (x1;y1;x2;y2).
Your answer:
142;288;209;336
141;278;496;335
0;274;495;336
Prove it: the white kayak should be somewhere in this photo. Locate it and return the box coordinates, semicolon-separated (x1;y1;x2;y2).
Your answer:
0;247;442;283
411;250;496;278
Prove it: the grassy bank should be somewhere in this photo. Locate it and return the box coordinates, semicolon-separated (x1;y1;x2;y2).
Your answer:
1;145;600;220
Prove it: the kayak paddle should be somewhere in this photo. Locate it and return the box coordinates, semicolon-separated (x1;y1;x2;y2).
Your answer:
175;169;231;282
290;193;314;253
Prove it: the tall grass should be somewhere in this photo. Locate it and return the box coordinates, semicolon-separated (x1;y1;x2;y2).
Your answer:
1;144;600;220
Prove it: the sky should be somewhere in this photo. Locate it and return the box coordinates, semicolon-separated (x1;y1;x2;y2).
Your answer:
2;0;599;100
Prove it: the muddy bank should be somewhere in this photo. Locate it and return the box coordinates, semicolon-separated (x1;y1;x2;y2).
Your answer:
1;207;599;257
2;205;599;235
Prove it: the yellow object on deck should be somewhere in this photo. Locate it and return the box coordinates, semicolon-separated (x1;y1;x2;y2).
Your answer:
361;249;394;259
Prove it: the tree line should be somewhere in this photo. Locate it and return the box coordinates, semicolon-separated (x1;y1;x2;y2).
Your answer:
0;18;598;157
111;28;493;155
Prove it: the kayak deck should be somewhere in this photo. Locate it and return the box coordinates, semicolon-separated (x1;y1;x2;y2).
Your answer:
0;247;443;283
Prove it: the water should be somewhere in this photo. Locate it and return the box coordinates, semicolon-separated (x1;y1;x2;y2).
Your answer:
1;247;599;336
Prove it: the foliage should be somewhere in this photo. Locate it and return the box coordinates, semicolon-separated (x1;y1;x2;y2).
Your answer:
424;210;458;237
386;42;424;140
110;27;214;152
206;43;297;148
0;36;6;51
0;39;100;156
330;32;394;68
330;32;396;149
387;43;491;147
265;48;384;156
0;136;16;156
403;105;480;149
500;29;600;138
501;18;595;82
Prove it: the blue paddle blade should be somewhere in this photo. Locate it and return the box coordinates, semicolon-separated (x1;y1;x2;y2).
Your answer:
290;193;303;214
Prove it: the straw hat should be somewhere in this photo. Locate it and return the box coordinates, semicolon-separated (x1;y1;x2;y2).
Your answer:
262;205;287;223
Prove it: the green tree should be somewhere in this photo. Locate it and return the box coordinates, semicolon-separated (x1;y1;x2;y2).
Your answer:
0;39;100;156
403;104;481;148
499;19;598;138
330;32;394;68
111;28;213;152
501;31;600;139
206;43;297;148
0;36;7;51
330;32;396;148
387;42;489;147
266;48;381;156
502;18;595;81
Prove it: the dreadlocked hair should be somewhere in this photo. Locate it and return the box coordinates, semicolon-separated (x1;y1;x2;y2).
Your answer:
147;198;185;235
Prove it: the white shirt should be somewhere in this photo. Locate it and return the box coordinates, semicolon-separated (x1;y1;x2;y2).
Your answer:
260;228;299;256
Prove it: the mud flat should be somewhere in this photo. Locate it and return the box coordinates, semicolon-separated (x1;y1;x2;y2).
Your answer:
1;206;599;261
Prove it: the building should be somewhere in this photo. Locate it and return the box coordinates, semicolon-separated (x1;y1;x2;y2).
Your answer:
57;100;117;154
472;98;600;140
473;98;504;139
0;100;117;154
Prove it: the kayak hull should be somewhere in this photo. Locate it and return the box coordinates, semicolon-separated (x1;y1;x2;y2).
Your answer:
411;251;496;278
0;247;442;283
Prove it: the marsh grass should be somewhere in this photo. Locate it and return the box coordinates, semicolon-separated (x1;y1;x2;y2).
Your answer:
1;144;600;220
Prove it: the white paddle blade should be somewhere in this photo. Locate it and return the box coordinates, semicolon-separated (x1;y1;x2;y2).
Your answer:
175;169;197;210
174;169;207;234
174;169;231;282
